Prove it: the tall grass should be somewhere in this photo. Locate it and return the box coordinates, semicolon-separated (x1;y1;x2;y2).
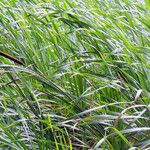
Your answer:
0;0;150;149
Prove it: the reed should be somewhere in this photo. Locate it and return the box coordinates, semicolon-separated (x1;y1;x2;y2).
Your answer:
0;0;149;149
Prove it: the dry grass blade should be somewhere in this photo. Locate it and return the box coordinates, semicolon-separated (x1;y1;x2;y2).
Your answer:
0;51;24;66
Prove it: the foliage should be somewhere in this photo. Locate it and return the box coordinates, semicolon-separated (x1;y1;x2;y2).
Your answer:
0;0;150;149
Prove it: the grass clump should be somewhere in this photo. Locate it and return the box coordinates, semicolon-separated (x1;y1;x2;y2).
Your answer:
0;0;150;149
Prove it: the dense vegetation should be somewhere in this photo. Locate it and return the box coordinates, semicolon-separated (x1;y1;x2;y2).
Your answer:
0;0;150;149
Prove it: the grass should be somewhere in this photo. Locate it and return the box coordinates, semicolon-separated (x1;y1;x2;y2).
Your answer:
0;0;150;149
